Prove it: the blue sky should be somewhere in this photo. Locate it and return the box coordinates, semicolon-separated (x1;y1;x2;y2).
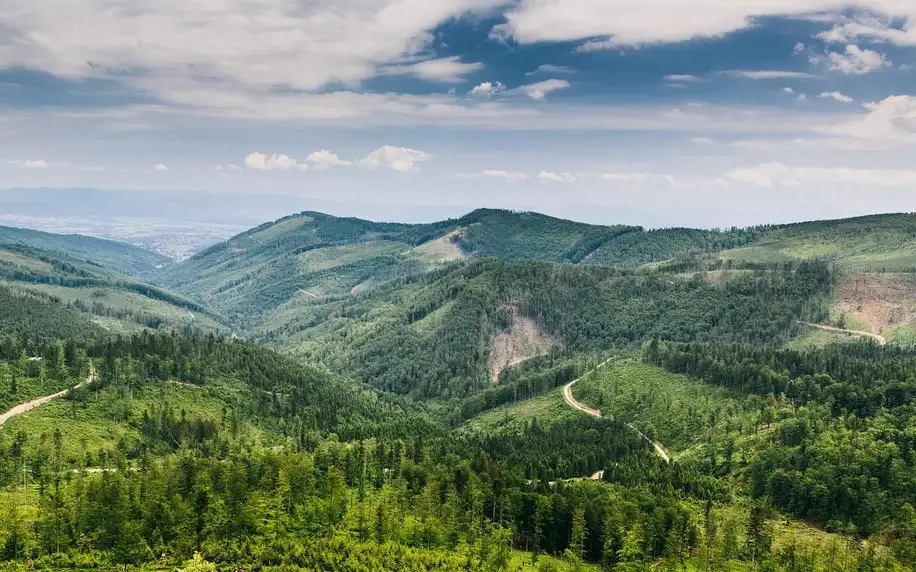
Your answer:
1;1;915;228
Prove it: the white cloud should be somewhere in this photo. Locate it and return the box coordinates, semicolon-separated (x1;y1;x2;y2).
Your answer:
360;146;431;172
782;86;795;94
469;81;506;97
379;56;484;84
8;159;49;169
152;164;169;172
664;74;703;82
600;172;676;185
810;45;891;74
575;38;619;52
244;153;305;171
819;91;854;103
482;169;530;182
723;70;817;79
724;162;916;187
537;170;581;182
824;95;916;143
306;150;352;169
511;79;571;100
526;64;574;75
498;2;916;46
818;14;916;46
213;164;242;172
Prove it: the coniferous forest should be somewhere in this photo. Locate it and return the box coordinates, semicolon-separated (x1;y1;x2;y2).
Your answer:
1;212;916;571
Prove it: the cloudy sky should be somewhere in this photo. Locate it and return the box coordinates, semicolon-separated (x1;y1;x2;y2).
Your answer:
1;1;915;227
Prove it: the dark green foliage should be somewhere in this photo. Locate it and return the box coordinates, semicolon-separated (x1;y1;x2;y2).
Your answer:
277;259;830;399
0;287;102;344
648;340;916;545
452;209;637;262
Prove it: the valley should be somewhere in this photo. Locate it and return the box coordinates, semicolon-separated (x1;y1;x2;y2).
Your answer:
0;209;914;571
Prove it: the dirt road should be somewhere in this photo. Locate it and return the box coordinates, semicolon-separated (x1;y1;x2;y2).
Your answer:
562;360;671;464
0;364;97;428
804;322;887;345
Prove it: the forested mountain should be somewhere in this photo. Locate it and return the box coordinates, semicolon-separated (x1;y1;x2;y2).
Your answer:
0;225;172;278
0;241;227;338
1;209;916;570
257;259;831;399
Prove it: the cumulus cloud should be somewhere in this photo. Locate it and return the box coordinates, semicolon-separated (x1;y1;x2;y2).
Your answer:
537;170;581;182
725;162;916;187
360;146;431;172
469;81;506;97
511;79;571;100
306;150;352;169
380;56;484;84
526;64;574;75
152;164;169;172
8;159;49;169
819;91;854;103
783;87;795;94
664;74;703;82
723;70;817;79
244;153;305;171
818;14;916;46
823;95;916;144
481;170;530;182
810;45;891;74
498;2;916;46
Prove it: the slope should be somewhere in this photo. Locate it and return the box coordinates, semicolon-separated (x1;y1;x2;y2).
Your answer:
155;209;636;324
0;224;172;278
0;242;227;337
587;212;916;270
258;259;831;399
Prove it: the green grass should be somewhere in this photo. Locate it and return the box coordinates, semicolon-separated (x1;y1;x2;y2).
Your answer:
461;387;576;434
17;283;225;334
1;379;270;463
572;358;752;453
784;327;854;350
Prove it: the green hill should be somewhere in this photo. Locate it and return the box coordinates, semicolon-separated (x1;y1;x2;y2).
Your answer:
586;212;916;270
0;242;227;337
257;258;831;399
0;225;172;278
154;209;636;324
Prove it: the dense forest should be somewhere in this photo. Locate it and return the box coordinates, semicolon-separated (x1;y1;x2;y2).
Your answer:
2;211;916;570
646;340;916;562
262;259;831;400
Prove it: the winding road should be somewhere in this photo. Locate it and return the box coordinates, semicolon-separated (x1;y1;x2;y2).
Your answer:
0;364;97;428
803;322;887;345
562;360;671;464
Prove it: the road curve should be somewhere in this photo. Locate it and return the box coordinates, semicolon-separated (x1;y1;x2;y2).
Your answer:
563;360;671;464
804;322;887;345
0;364;97;428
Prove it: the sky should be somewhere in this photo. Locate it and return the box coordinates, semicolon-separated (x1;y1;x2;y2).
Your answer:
1;1;915;228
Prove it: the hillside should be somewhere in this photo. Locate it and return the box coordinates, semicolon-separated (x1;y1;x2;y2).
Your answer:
154;209;636;323
256;258;831;399
0;242;227;337
586;212;916;270
0;225;172;278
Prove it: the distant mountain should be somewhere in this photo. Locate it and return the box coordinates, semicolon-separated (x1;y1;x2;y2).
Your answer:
155;208;636;323
0;224;172;278
0;239;227;338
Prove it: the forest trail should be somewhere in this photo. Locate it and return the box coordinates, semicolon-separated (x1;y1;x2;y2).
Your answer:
0;364;97;428
804;322;887;345
562;360;671;464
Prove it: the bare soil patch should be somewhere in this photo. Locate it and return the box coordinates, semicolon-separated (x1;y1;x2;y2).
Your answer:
412;230;467;265
833;273;916;335
489;308;559;382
